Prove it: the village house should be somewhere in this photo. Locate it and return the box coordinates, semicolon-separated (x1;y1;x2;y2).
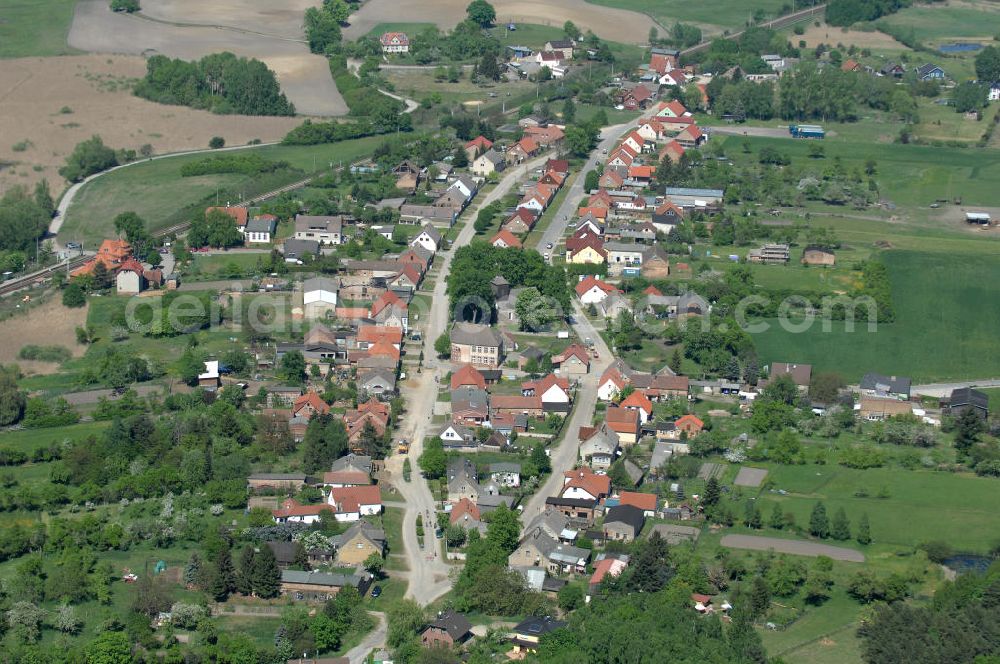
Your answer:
399;205;458;227
279;569;370;602
464;135;493;161
860;373;911;400
380;31;409;53
322;454;373;487
447;458;480;503
603;504;645;542
605;406;641;446
438;423;476;449
618;491;657;517
575;275;618;304
115;258;146;294
410;224;442;253
294;214;344;245
421;611;473;649
675;413;704;436
561;466;611;501
947;387;989;419
620;390;654;424
491;228;522;249
450;323;505;368
303;276;339;319
859;396;914;421
333;520;386;565
604;242;646;276
764;362;812;393
552;343;590;375
272;498;333;524
508;526;590;575
472;149;506;177
578;423;620;469
489;462;521;488
245;217;275;244
521;373;572;412
325;485;382;522
509;616;567;655
748;243;790;264
566;231;607;264
503;207;537;235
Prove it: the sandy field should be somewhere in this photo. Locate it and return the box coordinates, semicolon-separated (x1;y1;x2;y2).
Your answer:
0;54;302;196
68;0;347;117
343;0;661;44
797;23;908;50
0;296;88;376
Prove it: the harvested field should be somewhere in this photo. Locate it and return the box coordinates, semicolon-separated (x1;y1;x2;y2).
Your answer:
795;23;907;50
343;0;659;44
720;534;866;562
0;296;88;375
734;466;768;487
68;0;346;116
0;54;301;196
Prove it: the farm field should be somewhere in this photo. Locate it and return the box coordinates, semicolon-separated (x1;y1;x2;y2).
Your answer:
0;55;301;197
753;250;1000;382
0;296;88;373
68;0;346;116
0;420;110;453
60;135;389;246
0;0;80;58
342;0;660;44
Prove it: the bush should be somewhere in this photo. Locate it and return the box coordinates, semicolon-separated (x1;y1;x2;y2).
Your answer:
181;154;291;177
208;136;225;149
110;0;140;11
59;136;119;183
17;345;71;363
62;282;86;308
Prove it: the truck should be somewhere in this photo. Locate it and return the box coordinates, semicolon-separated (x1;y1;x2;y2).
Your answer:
789;124;825;139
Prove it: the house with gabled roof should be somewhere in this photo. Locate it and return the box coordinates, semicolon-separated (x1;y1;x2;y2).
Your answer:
451;364;486;390
326;485;382;522
272;498;333;524
599;169;625;190
507;136;540;163
491;228;523;249
597;365;628;402
410;224;442;253
561;466;611;501
565;233;607;264
464;135;494;161
575;275;618;304
323;453;373;487
472;149;506;177
380;31;409;53
605;406;641;445
619;491;657;516
292;391;330;419
503;207;537;235
653;99;691;118
622;130;648;155
552;343;590;375
578;423;619;469
620;390;654;423
677;124;706;148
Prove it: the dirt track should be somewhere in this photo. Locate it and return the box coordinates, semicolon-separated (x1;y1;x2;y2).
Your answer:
721;534;866;562
343;0;663;44
67;0;346;117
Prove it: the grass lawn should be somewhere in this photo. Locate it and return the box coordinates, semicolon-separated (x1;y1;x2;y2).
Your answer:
0;0;80;58
214;615;283;647
187;252;266;279
879;1;1000;43
0;420;109;453
757;463;1000;552
914;98;999;144
752;250;1000;382
61;136;389;246
582;0;789;34
383;68;537;105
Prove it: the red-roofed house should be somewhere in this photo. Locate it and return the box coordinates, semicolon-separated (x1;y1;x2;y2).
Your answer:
370;290;408;331
561;467;611;501
675;413;704;436
521;374;571;409
206;206;249;235
491;229;523;249
654;100;691;118
659;139;686;164
605;406;641;445
464;135;494;161
677;124;706;148
599;170;624;189
525;125;565;147
643;285;663;296
619;491;657;516
620;390;654;423
292;392;330;419
589;557;628;597
597;366;627;402
552;344;590;375
115;257;146;294
503;207;537;235
491;395;543;417
449;498;484;533
649;52;676;75
637;118;667;142
575;276;618;304
380;32;410;53
622;84;653;110
272;498;333;524
576;206;609;221
659;70;688;87
841;59;861;72
326;485;382;521
451;364;486;390
507;137;540;163
627;165;655;183
565;233;607;264
538;170;566;188
622;130;647;155
71;238;133;277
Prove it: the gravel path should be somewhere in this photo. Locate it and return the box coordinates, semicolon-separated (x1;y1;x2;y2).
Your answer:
721;534;866;562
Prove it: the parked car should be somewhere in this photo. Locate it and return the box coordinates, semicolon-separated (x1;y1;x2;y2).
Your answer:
371;585;382;598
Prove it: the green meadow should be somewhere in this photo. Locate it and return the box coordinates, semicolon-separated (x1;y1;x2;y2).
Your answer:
0;0;80;58
582;0;790;34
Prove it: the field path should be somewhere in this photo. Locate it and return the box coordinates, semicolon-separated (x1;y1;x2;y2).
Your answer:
721;534;866;562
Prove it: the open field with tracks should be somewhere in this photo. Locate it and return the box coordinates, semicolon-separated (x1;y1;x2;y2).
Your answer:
0;55;300;196
67;0;346;116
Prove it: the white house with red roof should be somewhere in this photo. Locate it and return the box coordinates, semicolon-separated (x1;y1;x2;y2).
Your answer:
597;365;627;401
561;467;611;501
272;498;333;524
380;32;410;53
653;100;692;118
659;70;689;87
464;135;493;161
621;130;647;155
115;257;146;294
491;229;523;249
521;374;571;407
619;390;654;424
575;276;618;305
326;485;382;522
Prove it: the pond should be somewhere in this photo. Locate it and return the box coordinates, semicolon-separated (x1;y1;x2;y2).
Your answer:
943;554;993;575
938;42;983;53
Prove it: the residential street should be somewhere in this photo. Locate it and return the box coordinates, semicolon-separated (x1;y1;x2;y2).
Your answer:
384;153;553;605
535;121;639;253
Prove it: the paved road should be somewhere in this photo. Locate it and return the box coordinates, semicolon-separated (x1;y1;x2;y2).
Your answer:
535;122;637;254
910;380;1000;398
346;611;387;664
720;534;866;562
520;300;613;529
386;153;553;606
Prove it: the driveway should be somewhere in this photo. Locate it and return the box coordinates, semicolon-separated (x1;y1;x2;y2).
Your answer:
346;611;386;664
720;534;866;562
